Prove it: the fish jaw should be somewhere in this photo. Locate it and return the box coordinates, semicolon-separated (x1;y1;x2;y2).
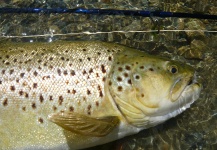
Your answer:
149;82;202;126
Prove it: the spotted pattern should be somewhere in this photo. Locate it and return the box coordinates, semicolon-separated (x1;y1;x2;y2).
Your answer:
0;41;122;126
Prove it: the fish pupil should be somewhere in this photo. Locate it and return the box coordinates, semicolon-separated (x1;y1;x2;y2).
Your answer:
171;66;178;74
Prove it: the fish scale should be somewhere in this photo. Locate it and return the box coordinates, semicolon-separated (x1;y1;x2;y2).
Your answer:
0;41;124;149
0;41;118;115
0;41;202;150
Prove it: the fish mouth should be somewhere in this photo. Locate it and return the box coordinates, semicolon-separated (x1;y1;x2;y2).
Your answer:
170;74;200;102
148;75;202;126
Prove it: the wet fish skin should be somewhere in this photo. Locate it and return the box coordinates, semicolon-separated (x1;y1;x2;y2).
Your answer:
0;41;202;149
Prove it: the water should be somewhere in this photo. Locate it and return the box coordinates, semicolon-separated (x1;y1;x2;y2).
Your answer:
0;0;216;149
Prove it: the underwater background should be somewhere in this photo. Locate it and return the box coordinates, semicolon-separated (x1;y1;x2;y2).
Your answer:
0;0;216;149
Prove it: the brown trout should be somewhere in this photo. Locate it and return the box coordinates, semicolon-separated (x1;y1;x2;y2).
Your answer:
0;41;202;149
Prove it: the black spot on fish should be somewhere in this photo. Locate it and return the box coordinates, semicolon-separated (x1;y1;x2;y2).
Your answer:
49;96;53;101
101;65;106;73
70;70;75;76
9;69;14;75
140;66;144;69
125;65;131;70
38;118;44;124
87;105;92;115
2;69;5;75
22;106;26;111
117;76;122;82
57;69;61;76
96;73;99;77
32;102;36;109
108;56;112;61
128;79;132;84
99;91;103;97
63;70;68;75
97;85;103;97
87;89;91;95
69;106;74;112
33;71;38;76
20;73;25;78
149;68;154;71
3;98;8;106
25;93;29;98
58;96;63;105
135;75;140;80
82;70;87;75
60;57;65;61
89;68;93;74
118;86;123;91
19;90;24;96
13;59;17;63
72;89;76;94
39;94;44;103
33;83;37;89
10;86;15;91
118;67;123;72
124;73;128;77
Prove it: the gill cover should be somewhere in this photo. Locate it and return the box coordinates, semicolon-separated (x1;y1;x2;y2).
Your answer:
108;47;201;128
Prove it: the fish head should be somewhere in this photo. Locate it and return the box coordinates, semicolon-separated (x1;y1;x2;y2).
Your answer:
108;50;202;128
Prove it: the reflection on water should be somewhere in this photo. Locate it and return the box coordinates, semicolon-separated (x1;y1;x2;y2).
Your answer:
0;0;217;149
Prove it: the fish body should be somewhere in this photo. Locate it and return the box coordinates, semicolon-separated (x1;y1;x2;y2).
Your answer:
0;41;202;149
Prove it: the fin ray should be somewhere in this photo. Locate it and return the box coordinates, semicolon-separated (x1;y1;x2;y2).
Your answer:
48;112;119;137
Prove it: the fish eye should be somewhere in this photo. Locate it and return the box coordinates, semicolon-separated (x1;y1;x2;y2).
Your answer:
169;65;178;74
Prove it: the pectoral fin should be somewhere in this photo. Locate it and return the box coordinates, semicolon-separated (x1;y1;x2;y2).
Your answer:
48;112;120;137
